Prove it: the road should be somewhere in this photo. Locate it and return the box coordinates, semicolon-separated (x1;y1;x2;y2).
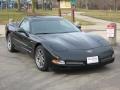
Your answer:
0;37;120;90
75;12;120;31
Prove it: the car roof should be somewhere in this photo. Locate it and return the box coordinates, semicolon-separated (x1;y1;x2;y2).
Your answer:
25;16;63;21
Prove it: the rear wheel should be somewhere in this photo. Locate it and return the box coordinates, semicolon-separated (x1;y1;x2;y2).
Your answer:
7;34;16;52
35;45;50;71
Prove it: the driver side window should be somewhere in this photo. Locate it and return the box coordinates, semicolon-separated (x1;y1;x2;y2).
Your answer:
20;19;30;32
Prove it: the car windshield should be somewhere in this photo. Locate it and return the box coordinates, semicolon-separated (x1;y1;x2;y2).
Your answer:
31;19;80;34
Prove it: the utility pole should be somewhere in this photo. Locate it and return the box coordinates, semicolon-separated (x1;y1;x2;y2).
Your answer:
114;0;117;11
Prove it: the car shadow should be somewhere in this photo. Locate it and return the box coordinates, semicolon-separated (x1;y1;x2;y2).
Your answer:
0;37;116;76
52;66;112;75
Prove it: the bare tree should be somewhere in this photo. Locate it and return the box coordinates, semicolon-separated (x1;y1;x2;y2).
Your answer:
85;0;88;9
114;0;117;11
32;0;36;13
77;0;120;10
17;0;21;11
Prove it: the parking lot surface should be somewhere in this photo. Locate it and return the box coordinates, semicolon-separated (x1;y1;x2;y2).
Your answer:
0;37;120;90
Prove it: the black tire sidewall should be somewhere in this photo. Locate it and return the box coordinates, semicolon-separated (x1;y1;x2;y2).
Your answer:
35;45;49;71
7;33;15;52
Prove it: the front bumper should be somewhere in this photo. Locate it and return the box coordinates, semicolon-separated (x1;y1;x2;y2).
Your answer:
52;57;115;68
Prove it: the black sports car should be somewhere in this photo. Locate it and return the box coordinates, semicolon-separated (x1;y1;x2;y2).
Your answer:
5;16;114;71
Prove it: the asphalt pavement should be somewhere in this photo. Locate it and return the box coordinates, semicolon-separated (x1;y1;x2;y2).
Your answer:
75;12;120;31
0;37;120;90
0;14;120;90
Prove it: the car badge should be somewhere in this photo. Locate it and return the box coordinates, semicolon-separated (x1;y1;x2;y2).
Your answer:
87;50;93;53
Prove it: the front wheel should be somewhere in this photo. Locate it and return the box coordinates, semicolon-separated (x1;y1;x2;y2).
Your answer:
7;34;16;52
35;45;50;71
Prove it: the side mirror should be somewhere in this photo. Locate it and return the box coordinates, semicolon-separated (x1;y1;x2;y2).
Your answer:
76;25;81;30
17;28;29;37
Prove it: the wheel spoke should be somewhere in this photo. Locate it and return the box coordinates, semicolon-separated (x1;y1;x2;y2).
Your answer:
7;36;11;50
35;48;45;68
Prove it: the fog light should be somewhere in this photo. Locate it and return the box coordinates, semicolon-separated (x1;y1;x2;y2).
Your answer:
52;59;65;65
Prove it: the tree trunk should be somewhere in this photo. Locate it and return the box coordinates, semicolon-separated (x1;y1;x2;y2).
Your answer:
57;0;61;16
32;0;36;13
17;0;21;11
42;0;45;9
114;0;117;11
85;0;88;9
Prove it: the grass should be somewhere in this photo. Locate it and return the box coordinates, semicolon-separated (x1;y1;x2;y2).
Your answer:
37;9;95;25
0;9;94;25
79;9;120;23
0;9;26;24
36;8;71;16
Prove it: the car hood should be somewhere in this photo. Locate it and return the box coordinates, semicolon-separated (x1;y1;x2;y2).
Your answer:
37;32;109;51
36;32;112;60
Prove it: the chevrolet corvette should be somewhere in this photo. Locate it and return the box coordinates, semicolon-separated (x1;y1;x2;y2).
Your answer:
5;16;114;71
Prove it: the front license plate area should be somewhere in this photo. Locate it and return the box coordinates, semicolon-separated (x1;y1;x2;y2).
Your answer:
87;56;99;64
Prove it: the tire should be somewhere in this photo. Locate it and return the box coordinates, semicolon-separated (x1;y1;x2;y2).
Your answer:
7;33;16;52
34;45;50;71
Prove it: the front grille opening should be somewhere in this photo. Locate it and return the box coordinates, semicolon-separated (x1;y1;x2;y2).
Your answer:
65;61;84;65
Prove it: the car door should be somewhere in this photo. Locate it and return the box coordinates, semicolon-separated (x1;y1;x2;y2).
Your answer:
13;19;33;53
